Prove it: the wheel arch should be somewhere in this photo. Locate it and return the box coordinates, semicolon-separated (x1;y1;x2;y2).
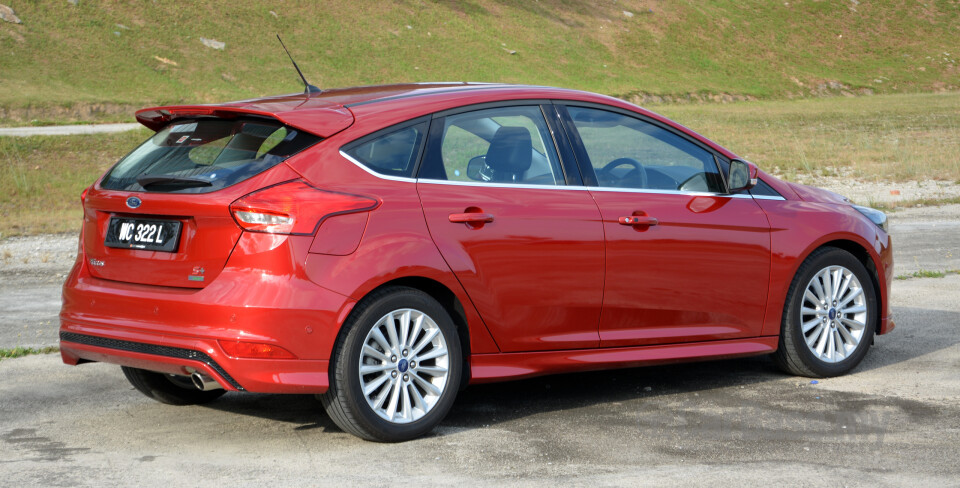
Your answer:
798;238;884;336
351;276;476;391
818;239;883;335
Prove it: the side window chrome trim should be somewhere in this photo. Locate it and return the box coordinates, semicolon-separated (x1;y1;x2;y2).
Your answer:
585;186;783;200
343;149;787;200
418;178;580;191
340;150;418;183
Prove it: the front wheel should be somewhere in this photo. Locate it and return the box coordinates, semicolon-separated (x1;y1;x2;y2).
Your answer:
320;287;462;442
774;247;877;377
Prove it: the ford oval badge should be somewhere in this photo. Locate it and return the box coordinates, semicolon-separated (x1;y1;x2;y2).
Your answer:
126;196;142;209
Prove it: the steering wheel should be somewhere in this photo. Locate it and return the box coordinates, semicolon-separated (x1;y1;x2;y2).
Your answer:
597;158;647;189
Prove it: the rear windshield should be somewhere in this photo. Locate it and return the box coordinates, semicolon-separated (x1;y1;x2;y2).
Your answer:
100;118;320;193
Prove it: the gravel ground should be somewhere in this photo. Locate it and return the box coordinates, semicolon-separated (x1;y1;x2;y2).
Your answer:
791;173;960;206
0;275;958;486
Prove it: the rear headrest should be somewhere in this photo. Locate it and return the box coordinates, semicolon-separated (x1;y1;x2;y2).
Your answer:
484;126;532;181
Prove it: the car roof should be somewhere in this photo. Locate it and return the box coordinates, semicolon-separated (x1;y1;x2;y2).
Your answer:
134;82;736;160
134;83;620;136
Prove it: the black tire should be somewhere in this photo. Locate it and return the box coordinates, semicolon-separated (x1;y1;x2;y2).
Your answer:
320;286;462;442
121;366;226;405
774;247;877;377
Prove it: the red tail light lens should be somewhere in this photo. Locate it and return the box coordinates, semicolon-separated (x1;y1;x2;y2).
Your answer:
80;186;89;204
218;340;298;359
229;179;378;235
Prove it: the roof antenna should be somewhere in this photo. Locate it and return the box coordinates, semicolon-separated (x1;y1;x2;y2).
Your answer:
276;34;321;95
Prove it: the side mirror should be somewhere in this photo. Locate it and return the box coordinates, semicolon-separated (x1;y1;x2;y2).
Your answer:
466;156;486;181
728;159;758;192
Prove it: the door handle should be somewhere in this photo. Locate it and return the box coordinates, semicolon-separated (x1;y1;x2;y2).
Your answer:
449;213;495;224
619;216;658;226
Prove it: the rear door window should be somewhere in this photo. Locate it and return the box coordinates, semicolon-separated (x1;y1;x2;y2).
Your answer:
419;105;565;185
100;118;320;193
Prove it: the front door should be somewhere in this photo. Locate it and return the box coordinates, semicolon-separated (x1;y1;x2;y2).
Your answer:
560;104;772;347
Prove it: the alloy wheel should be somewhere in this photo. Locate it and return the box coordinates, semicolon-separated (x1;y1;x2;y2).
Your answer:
800;265;868;363
358;308;450;423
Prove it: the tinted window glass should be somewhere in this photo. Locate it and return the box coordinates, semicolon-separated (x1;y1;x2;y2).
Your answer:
343;121;428;177
567;107;724;193
101;118;319;193
422;106;564;185
749;178;783;198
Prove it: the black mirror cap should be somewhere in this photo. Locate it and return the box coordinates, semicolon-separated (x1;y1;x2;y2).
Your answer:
728;159;758;192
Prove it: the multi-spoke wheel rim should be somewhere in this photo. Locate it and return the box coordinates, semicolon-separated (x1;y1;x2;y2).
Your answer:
801;265;868;363
358;308;450;424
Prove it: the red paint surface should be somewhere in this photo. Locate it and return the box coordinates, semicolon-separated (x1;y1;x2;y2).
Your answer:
61;83;894;393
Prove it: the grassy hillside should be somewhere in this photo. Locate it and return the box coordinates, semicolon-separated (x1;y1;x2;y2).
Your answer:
1;0;958;121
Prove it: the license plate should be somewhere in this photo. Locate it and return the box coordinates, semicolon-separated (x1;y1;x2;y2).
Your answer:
104;217;182;252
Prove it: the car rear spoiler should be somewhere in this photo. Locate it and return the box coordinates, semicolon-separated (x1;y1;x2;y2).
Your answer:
135;105;355;138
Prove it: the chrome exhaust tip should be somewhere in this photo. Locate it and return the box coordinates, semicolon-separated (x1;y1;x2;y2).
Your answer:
191;372;223;391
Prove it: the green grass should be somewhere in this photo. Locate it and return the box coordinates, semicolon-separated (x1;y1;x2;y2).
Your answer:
1;1;959;123
895;269;959;280
0;346;60;360
0;127;151;236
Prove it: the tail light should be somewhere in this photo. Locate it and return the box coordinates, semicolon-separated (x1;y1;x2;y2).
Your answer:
230;179;378;235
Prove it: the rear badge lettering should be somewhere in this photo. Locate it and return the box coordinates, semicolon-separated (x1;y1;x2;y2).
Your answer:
189;266;205;282
88;258;104;267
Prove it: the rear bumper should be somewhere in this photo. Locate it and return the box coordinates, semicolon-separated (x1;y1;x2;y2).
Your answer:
59;330;329;393
59;233;355;394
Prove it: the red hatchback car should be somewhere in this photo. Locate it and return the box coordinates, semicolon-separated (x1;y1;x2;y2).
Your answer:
60;83;893;441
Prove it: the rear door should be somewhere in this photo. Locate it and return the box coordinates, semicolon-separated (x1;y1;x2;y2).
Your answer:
558;104;772;347
416;104;605;352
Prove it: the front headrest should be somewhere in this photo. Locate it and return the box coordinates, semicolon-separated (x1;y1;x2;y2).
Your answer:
484;126;532;180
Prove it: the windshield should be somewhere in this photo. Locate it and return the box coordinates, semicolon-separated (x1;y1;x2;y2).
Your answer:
100;118;320;193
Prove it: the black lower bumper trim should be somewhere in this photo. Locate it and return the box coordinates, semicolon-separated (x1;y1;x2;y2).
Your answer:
60;331;245;391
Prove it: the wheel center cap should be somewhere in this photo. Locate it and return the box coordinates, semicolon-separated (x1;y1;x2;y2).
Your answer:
397;358;409;373
828;308;837;320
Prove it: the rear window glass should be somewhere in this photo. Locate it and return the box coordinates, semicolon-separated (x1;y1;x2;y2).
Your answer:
100;118;320;193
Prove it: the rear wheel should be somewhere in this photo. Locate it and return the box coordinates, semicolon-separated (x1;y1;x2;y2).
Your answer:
320;287;462;442
121;366;226;405
774;247;877;377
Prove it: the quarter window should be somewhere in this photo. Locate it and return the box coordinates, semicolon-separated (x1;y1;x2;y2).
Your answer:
343;120;429;178
421;106;564;185
566;106;724;193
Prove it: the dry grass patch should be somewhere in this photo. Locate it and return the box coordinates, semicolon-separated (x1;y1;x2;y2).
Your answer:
657;92;960;182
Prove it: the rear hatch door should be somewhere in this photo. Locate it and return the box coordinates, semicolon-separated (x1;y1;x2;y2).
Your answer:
82;117;320;288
